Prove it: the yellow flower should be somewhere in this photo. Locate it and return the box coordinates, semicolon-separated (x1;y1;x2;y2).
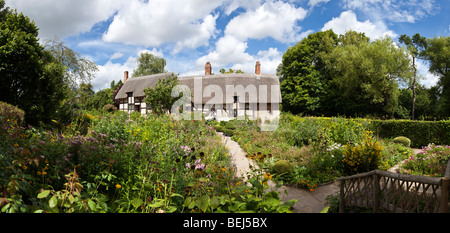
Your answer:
264;173;272;180
13;143;19;147
115;184;122;189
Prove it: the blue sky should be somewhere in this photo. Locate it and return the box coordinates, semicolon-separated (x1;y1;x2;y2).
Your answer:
5;0;449;91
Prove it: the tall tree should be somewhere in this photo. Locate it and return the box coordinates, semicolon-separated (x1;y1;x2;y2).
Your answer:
326;35;412;117
44;39;98;90
0;0;10;21
0;9;65;125
144;74;179;115
77;83;94;106
132;52;167;77
278;29;338;114
420;36;450;117
398;33;427;120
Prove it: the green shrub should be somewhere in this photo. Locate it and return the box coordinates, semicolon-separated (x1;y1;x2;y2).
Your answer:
342;136;383;175
222;128;234;137
102;104;117;113
225;121;236;130
393;136;411;147
213;125;224;132
273;160;294;174
0;101;25;125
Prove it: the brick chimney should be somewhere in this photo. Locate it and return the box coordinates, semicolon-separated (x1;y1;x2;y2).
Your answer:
255;61;261;75
124;71;129;83
205;62;212;75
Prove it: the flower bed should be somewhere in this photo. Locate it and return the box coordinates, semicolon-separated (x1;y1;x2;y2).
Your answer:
399;144;450;177
222;113;413;191
0;112;296;213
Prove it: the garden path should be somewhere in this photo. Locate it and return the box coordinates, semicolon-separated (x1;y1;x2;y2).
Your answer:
218;132;423;213
218;132;340;213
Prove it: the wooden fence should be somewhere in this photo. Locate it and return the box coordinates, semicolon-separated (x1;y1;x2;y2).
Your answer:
337;160;450;213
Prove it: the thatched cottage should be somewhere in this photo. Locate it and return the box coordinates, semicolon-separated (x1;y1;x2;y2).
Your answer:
114;61;281;121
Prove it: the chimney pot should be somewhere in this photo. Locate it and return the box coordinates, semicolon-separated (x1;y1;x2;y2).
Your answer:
255;61;261;75
205;62;212;75
124;71;129;82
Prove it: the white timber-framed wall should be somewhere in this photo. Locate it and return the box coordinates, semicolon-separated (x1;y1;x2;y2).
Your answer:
114;62;281;121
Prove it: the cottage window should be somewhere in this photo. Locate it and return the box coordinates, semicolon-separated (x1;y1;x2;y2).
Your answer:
128;104;134;111
127;92;134;104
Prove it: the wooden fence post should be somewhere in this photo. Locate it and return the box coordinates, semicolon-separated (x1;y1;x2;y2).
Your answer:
339;180;345;213
440;177;449;213
373;173;380;212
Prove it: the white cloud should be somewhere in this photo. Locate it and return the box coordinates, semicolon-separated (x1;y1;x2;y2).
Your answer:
308;0;330;8
193;35;281;75
224;0;308;43
110;52;124;60
230;47;282;74
102;0;223;53
341;0;439;23
223;0;262;15
172;14;219;54
195;35;254;69
416;59;440;88
5;0;123;39
193;0;308;76
137;48;164;59
92;48;166;90
322;10;397;40
92;56;136;91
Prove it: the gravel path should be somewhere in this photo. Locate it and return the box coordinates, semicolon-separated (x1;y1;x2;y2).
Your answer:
218;132;423;213
218;132;339;213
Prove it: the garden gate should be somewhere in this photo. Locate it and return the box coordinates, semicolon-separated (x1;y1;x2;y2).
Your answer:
337;160;450;213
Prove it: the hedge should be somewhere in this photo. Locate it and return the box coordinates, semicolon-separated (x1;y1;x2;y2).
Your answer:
369;119;450;148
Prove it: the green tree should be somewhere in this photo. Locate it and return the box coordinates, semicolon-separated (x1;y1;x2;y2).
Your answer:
398;33;427;120
219;68;244;74
85;89;113;111
278;29;338;114
144;74;179;115
421;36;450;117
0;10;65;125
398;84;434;119
77;83;94;105
44;39;98;90
326;35;412;117
132;52;166;77
0;0;10;21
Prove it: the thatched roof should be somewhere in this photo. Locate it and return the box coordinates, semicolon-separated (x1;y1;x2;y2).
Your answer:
115;73;176;99
115;72;281;104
